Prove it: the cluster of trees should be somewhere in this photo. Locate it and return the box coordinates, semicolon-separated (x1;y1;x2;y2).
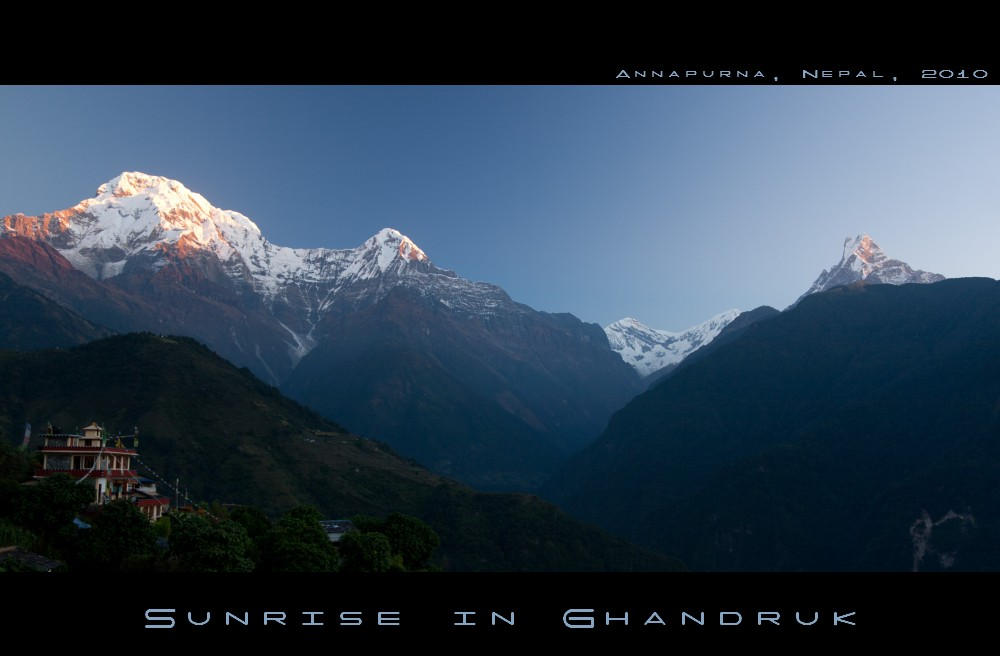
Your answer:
339;514;440;572
0;442;93;571
0;440;439;573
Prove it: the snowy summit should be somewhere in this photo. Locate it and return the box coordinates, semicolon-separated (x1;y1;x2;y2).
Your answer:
2;171;431;294
605;309;741;377
1;172;527;376
795;234;945;305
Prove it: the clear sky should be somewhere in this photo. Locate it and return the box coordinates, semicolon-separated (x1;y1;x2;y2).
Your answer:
1;85;998;329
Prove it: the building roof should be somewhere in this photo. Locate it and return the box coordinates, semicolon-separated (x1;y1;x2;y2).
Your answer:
0;546;64;572
319;520;355;531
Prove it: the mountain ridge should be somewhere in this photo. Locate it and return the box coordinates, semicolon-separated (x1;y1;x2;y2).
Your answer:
0;270;113;350
1;173;642;490
795;233;945;306
545;278;1000;571
605;310;741;377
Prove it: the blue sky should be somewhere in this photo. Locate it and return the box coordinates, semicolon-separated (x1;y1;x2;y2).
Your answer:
1;85;998;329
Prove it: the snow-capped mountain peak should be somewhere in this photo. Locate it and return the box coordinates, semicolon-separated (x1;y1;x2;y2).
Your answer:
608;317;645;331
10;171;267;279
842;233;886;275
89;171;261;234
1;173;440;288
796;233;945;304
367;228;428;267
98;171;194;200
1;173;461;376
605;309;741;377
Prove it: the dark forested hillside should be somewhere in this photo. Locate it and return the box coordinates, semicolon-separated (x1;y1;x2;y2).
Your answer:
0;271;111;350
545;279;1000;571
0;333;678;571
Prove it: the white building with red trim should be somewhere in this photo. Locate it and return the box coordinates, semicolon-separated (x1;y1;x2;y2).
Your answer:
34;422;170;522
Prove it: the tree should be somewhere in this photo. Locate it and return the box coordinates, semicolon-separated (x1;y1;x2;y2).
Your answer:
338;531;395;573
230;505;272;542
152;515;171;539
348;513;440;570
379;513;440;570
0;519;38;551
0;479;22;519
228;505;271;566
261;505;339;572
11;474;93;541
74;500;158;571
167;513;254;572
0;440;33;485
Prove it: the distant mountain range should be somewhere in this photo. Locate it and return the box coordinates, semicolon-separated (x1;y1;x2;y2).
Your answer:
1;172;988;574
0;173;641;490
0;174;953;490
604;310;741;378
545;278;1000;571
605;233;947;378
